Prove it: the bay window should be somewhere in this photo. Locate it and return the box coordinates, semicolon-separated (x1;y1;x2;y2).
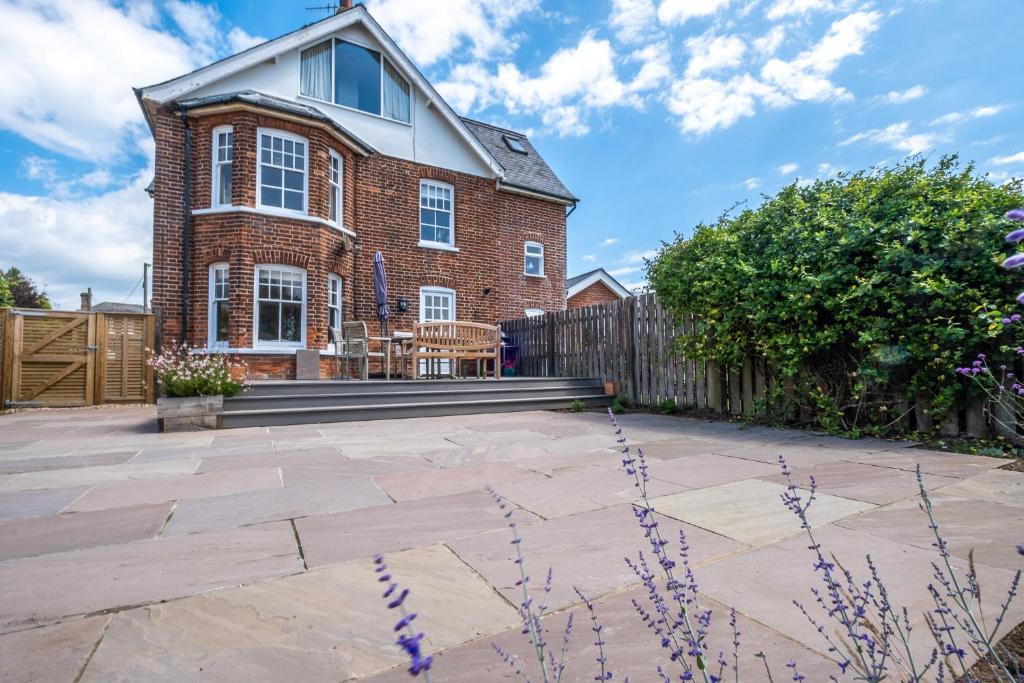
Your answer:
212;126;232;206
299;39;412;124
254;265;306;348
257;129;307;213
208;264;229;349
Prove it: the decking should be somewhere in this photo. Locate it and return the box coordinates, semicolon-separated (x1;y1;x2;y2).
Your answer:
222;377;610;427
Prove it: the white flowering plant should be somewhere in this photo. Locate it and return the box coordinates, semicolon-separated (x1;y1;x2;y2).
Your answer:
149;345;247;398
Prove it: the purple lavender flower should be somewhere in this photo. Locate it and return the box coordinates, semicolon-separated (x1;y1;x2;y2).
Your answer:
1002;253;1024;269
374;555;433;678
1006;208;1024;222
1007;228;1024;243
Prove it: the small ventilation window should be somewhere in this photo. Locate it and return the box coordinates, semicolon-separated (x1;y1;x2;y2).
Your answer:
503;135;528;154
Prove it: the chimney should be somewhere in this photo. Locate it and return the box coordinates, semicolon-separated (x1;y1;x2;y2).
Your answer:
80;288;93;312
337;0;353;12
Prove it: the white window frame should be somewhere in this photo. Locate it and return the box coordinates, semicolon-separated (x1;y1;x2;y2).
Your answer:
252;264;307;350
208;263;229;350
328;150;344;226
328;273;343;333
419;286;456;323
297;38;413;125
212;126;233;207
256;128;309;216
418;286;456;376
524;242;545;277
418;180;455;249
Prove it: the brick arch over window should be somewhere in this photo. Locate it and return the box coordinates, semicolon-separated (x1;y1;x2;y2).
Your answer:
421;273;456;290
418;167;458;184
250;250;310;270
199;247;234;269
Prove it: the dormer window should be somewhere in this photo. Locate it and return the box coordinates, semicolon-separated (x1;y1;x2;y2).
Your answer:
300;39;411;124
503;135;528;154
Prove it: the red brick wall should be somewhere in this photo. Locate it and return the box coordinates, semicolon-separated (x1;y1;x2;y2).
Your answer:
148;103;568;378
568;281;624;309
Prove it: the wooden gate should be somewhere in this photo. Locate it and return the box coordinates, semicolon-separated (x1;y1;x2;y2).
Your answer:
0;308;154;408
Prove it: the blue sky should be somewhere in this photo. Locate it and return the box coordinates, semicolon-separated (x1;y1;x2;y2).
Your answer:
0;0;1021;309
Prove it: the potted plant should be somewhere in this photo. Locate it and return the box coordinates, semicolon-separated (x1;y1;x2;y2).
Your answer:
150;346;247;431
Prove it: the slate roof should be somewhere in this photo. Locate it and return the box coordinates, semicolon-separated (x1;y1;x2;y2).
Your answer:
566;268;603;290
565;268;632;299
176;90;374;155
460;118;578;203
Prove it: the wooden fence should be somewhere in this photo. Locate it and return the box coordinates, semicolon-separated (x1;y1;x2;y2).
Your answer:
502;294;994;437
0;308;155;408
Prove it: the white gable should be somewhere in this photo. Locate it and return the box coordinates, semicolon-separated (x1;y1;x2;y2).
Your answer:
139;7;499;179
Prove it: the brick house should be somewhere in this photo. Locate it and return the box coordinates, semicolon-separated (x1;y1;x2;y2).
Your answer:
566;268;631;310
136;2;576;379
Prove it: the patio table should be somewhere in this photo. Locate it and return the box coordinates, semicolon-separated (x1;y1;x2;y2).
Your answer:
370;332;413;379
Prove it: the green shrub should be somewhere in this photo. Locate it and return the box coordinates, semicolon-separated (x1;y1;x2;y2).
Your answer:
648;156;1024;435
655;398;677;415
610;393;633;414
569;399;586;413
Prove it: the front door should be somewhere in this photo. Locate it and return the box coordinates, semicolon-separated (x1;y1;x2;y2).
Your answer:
419;287;455;377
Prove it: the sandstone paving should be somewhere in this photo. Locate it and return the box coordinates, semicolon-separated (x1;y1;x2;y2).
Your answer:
712;441;865;468
930;467;1024;507
362;585;838;682
67;466;284;512
373;462;548;502
836;492;1024;570
649;478;874;546
0;521;302;632
697;523;1024;669
0;485;90;521
295;489;538;567
448;503;747;613
79;544;519;683
627;437;725;460
281;453;435;481
161;474;391;535
844;448;1008;478
0;450;137;474
757;459;959;505
0;459;200;492
0;615;110;683
0;502;172;560
494;463;686;519
647;452;782;489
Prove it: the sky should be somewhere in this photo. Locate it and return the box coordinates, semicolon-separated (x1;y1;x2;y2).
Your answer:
0;0;1021;309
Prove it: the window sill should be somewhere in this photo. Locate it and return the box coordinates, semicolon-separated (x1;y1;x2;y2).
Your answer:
190;347;304;355
524;273;546;279
192;206;356;237
418;241;460;253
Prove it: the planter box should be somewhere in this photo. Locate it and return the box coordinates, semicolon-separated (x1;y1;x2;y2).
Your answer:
157;395;223;432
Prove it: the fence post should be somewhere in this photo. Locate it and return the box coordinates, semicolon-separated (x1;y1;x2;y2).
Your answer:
545;312;555;377
627;297;639;404
706;361;724;412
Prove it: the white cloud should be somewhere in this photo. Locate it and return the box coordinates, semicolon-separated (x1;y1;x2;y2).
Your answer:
581;254;597;263
624;248;659;263
990;151;1024;166
932;105;1006;126
882;85;927;105
22;156;58;184
667;74;782;135
684;33;746;78
365;0;537;66
760;11;882;102
778;162;799;174
608;265;642;277
841;121;946;155
658;0;731;26
600;238;620;247
0;169;153;310
752;26;786;55
817;162;842;176
610;0;659;44
0;0;198;160
227;26;266;54
166;0;220;60
765;0;837;20
744;177;761;189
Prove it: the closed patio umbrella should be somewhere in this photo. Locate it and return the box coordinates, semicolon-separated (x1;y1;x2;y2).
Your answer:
373;251;390;337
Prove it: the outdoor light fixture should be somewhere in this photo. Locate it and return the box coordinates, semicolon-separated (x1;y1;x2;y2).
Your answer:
483;287;492;296
396;296;409;312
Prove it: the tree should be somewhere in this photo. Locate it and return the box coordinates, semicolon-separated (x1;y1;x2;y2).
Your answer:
3;268;52;309
648;156;1024;435
0;271;11;307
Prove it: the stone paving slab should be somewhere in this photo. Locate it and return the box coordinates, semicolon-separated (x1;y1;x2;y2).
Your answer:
363;585;837;682
0;615;110;683
649;479;874;546
843;448;1008;478
0;460;200;492
931;467;1024;506
162;474;392;535
67;467;284;512
837;492;1024;570
758;459;959;505
698;523;1024;668
449;504;747;612
296;490;537;567
647;452;782;489
0;502;172;560
494;464;685;519
0;521;302;633
281;454;435;482
628;437;724;460
712;442;866;467
0;485;90;521
374;462;547;502
79;544;518;683
0;450;137;474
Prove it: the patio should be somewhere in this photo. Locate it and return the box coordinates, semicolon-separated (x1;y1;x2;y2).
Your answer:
0;406;1021;681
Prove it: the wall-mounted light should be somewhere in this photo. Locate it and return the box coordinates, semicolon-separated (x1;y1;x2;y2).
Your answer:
396;296;409;312
483;287;492;296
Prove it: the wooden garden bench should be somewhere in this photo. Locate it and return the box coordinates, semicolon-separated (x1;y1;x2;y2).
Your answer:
411;321;501;380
